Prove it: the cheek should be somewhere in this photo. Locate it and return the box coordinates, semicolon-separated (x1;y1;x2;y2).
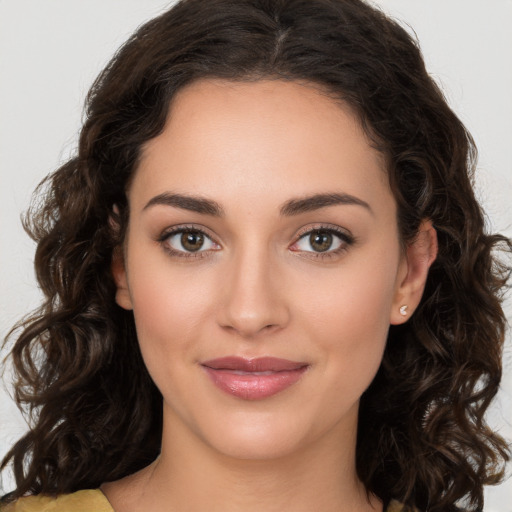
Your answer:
125;250;218;366
300;248;398;326
295;247;400;382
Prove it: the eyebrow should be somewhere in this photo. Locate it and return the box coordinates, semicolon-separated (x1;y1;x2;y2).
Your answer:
143;193;224;216
280;193;373;216
143;191;372;217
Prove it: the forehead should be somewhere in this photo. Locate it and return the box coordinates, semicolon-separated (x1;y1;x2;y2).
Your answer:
132;79;392;215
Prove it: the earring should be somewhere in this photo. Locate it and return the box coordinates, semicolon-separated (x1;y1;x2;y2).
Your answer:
399;305;408;316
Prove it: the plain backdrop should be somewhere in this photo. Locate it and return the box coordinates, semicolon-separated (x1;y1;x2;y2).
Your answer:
1;0;511;509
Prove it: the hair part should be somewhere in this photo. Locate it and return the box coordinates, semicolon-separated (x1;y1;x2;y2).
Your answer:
2;1;510;510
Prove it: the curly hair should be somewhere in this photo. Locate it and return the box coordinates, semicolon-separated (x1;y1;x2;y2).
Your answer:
2;0;510;510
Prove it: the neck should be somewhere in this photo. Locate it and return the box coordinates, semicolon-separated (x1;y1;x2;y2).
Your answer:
103;405;381;512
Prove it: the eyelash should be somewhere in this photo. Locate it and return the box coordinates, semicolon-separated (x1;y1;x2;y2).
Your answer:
157;224;355;260
290;225;355;260
157;224;219;260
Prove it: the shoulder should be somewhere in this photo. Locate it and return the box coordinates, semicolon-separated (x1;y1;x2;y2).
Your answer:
386;500;403;512
0;489;113;512
386;500;420;512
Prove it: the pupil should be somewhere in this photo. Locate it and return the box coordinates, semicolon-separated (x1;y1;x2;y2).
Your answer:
181;231;204;252
310;231;332;252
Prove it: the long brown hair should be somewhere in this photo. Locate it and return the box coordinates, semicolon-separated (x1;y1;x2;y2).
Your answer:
2;1;510;510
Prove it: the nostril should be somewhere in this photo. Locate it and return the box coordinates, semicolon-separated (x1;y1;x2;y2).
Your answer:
219;320;283;339
216;267;291;336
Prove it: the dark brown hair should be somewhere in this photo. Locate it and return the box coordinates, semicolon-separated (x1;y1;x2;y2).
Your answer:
2;0;510;510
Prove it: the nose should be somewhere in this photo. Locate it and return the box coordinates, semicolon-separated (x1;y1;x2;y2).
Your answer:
217;247;290;338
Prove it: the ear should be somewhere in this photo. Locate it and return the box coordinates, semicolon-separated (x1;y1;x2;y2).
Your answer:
109;207;133;311
390;220;438;325
111;244;133;310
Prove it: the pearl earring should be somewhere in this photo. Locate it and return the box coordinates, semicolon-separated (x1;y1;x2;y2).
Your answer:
399;305;408;316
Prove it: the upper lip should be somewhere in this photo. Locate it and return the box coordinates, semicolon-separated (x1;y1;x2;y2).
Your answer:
201;356;308;372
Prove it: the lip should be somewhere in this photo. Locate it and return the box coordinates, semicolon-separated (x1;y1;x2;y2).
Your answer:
201;357;309;400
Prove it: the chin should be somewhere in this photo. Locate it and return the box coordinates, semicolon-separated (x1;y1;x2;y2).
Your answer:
194;405;348;462
206;426;309;461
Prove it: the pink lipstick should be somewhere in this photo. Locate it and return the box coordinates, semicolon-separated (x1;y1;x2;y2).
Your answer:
201;357;308;400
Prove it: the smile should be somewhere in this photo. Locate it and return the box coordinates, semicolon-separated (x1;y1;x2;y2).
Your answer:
201;357;309;400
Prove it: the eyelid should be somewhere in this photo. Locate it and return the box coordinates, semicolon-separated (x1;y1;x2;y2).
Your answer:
289;223;355;257
156;222;355;260
296;222;353;239
293;223;353;241
157;224;221;258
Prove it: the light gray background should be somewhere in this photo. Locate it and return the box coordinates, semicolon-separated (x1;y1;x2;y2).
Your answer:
1;0;511;508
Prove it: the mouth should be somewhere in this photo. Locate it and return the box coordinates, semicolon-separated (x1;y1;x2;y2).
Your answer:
201;357;309;400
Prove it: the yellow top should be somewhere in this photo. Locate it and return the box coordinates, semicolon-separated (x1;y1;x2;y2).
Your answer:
1;489;408;511
0;490;113;512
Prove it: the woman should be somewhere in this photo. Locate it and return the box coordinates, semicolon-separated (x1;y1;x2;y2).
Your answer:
1;0;510;511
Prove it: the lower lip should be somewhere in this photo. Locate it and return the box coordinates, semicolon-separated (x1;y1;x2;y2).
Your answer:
202;366;308;400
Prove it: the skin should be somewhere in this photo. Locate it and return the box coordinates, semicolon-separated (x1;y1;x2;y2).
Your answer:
104;79;437;512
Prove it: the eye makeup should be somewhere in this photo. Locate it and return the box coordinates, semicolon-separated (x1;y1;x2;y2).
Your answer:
289;224;356;261
155;222;356;262
156;224;221;260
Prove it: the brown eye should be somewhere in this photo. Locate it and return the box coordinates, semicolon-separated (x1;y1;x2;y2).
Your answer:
181;231;205;252
309;231;333;252
291;228;350;255
163;229;219;255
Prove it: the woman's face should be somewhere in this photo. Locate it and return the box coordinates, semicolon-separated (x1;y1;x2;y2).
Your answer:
114;79;417;460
